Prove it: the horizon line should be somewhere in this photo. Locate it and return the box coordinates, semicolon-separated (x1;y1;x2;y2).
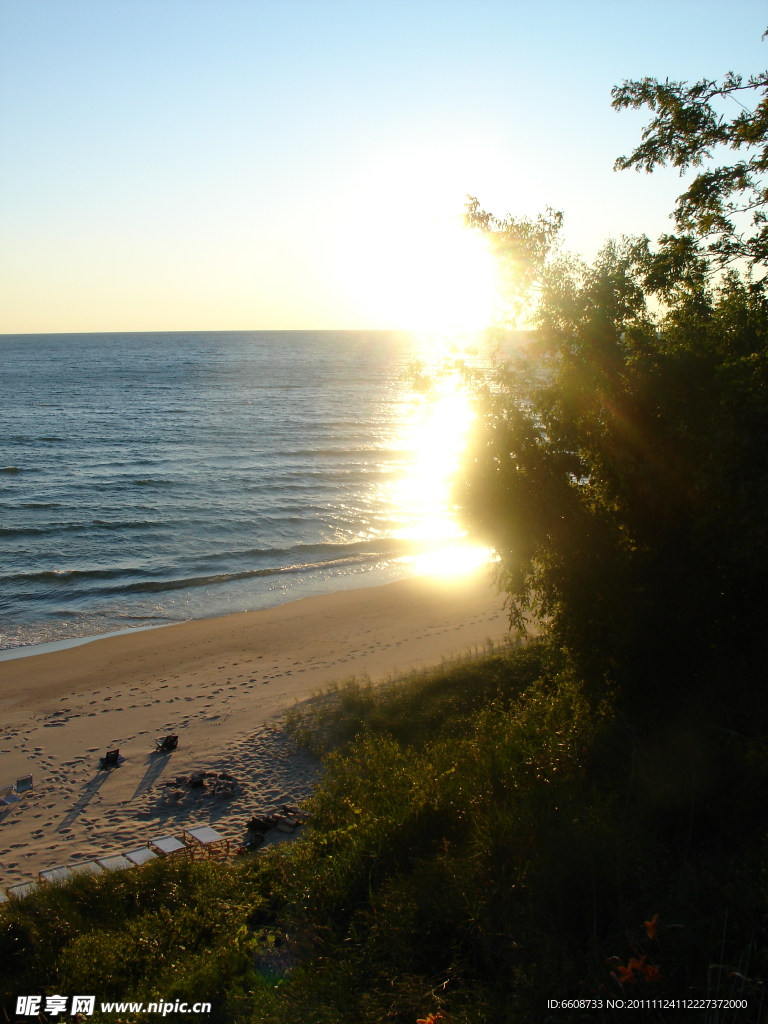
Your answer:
0;326;525;339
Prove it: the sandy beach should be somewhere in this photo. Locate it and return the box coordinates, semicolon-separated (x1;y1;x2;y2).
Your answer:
0;568;507;887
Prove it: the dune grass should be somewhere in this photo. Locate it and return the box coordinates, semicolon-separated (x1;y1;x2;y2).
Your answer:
282;637;548;752
2;639;767;1022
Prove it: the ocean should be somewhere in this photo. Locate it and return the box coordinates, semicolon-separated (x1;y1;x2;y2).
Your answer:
0;331;480;654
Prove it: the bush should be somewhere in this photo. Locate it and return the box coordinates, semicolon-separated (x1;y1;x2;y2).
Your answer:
3;642;768;1022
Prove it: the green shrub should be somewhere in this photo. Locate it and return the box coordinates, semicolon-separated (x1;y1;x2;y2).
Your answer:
3;643;768;1022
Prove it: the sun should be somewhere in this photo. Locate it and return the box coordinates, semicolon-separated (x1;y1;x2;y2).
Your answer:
331;152;499;331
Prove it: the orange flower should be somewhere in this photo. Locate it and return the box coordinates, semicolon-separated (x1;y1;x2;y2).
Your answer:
644;913;659;940
644;963;661;983
615;964;636;984
417;1014;444;1024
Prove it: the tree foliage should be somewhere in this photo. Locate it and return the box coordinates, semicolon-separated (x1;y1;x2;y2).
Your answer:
463;198;563;324
457;46;768;706
458;240;768;697
612;55;768;273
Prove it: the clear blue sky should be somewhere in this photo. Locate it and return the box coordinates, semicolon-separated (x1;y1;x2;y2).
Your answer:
2;0;767;332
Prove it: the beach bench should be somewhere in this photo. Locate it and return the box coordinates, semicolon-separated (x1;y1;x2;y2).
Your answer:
6;881;38;899
182;825;230;859
97;854;134;872
149;835;191;859
69;861;104;877
15;775;33;794
39;865;74;885
155;735;178;752
124;846;159;867
99;749;125;769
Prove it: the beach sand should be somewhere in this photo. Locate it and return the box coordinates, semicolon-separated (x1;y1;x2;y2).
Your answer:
0;568;508;887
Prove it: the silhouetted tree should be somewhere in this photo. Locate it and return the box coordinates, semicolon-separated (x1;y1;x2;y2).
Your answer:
456;37;768;707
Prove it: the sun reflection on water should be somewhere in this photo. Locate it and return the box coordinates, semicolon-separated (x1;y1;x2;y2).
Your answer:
391;364;491;577
406;543;491;578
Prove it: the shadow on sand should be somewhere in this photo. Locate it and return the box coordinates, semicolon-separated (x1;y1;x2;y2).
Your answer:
132;751;174;801
57;771;113;832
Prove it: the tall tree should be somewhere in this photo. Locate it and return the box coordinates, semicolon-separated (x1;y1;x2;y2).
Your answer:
456;42;768;708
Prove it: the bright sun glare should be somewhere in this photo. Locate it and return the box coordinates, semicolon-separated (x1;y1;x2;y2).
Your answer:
393;375;472;542
334;154;499;332
392;373;491;578
337;153;498;576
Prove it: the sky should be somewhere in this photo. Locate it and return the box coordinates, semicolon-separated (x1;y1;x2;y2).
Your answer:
2;0;768;334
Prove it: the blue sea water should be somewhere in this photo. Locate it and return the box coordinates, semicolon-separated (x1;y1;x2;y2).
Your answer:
0;331;464;652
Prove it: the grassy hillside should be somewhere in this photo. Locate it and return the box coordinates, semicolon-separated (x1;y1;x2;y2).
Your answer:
2;640;767;1022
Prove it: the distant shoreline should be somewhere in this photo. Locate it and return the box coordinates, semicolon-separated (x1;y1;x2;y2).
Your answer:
0;563;406;663
0;622;170;662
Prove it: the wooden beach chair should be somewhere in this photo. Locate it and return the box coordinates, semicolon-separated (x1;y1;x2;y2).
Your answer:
69;861;104;877
99;749;125;768
15;775;33;795
124;846;159;867
149;835;191;859
97;854;134;872
182;824;230;859
39;865;74;885
6;881;38;899
155;735;178;752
